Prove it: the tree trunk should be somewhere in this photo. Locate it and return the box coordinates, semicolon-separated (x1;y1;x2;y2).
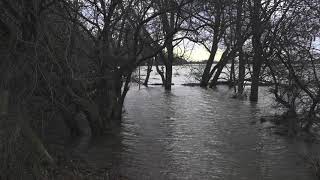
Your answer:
110;70;124;121
1;0;54;165
200;4;222;88
238;49;245;94
209;61;228;88
236;0;245;95
200;43;219;87
165;62;173;90
303;101;318;132
209;47;231;88
59;102;82;137
249;0;263;102
75;97;103;135
230;57;236;87
250;49;263;102
287;108;297;136
165;38;174;90
64;82;103;136
143;59;153;86
21;116;55;165
155;55;166;85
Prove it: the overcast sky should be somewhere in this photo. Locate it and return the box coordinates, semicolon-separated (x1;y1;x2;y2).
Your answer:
174;40;223;62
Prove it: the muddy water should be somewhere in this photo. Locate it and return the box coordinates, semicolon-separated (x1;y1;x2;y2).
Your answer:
81;85;319;180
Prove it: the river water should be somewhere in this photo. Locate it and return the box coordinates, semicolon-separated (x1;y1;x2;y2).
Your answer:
79;66;320;179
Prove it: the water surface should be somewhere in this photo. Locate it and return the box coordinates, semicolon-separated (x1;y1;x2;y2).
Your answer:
77;66;320;179
83;85;319;180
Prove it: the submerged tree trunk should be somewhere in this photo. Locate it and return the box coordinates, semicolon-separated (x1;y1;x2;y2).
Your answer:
165;61;173;90
250;46;263;101
209;61;229;88
143;59;153;86
287;108;298;137
200;43;219;87
155;55;166;85
230;57;236;87
238;49;245;94
109;69;124;121
209;47;231;88
164;37;174;90
159;0;176;91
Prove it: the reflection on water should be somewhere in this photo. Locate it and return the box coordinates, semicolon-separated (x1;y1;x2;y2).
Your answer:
80;85;319;180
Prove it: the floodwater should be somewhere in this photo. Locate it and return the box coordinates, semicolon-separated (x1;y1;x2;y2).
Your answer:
134;64;248;85
78;66;320;180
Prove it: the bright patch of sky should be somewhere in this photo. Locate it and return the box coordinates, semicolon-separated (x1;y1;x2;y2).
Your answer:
312;37;320;53
174;39;223;62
